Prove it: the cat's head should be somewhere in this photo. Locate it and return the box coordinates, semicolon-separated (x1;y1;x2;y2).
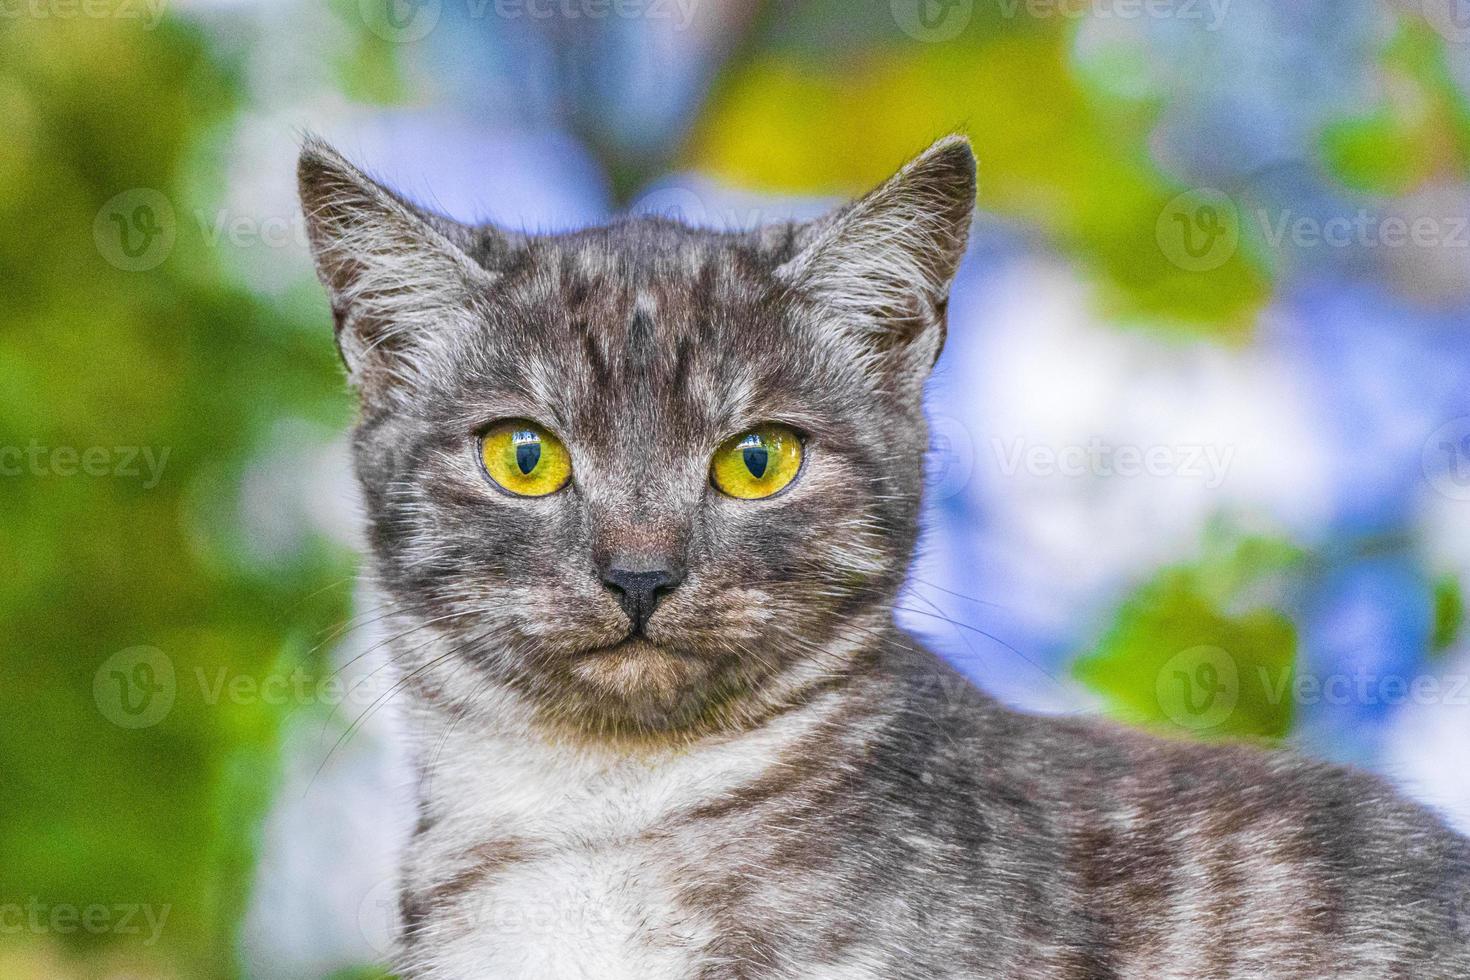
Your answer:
299;135;974;740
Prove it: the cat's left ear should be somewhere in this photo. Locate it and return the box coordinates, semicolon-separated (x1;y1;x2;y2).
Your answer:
297;136;508;401
776;135;975;388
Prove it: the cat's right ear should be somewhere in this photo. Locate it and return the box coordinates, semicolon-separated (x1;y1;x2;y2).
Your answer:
775;136;974;394
297;136;500;398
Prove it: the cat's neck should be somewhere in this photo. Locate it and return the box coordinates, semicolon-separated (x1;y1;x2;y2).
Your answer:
414;676;866;844
395;633;896;842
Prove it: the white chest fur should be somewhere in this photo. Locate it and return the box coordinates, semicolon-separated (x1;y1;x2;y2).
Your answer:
426;842;711;980
399;696;839;980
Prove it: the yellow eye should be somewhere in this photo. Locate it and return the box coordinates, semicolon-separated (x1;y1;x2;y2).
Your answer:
479;420;572;497
711;424;803;499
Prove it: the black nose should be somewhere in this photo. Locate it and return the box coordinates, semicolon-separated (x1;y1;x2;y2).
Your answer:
600;563;684;633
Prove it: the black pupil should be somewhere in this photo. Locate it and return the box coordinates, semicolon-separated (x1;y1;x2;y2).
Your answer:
514;433;541;475
743;445;769;479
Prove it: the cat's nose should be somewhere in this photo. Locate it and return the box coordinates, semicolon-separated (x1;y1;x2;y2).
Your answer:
600;562;685;633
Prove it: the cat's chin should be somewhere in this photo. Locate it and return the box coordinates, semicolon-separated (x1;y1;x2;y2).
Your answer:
568;637;706;703
579;635;664;657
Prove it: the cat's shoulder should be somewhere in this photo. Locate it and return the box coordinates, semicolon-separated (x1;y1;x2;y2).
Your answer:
874;638;1468;849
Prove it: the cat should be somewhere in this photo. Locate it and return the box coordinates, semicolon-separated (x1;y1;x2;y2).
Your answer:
298;133;1470;979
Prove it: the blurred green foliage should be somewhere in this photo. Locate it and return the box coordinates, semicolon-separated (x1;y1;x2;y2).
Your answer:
1073;534;1302;741
1320;22;1470;194
325;967;397;980
1;13;353;978
1432;573;1465;657
4;3;1468;977
686;7;1272;336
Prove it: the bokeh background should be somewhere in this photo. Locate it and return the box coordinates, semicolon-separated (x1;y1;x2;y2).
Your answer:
7;0;1470;976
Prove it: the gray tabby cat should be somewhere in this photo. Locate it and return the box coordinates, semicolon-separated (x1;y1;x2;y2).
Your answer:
298;134;1470;979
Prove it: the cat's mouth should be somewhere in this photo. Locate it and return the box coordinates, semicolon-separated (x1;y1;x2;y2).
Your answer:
582;636;669;659
569;635;708;703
